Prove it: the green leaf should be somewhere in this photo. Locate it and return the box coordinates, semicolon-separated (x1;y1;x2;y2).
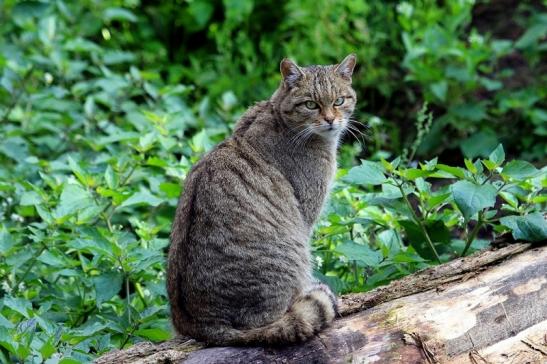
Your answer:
426;192;451;209
13;1;50;22
430;81;447;102
335;241;382;266
67;156;89;186
450;102;487;122
39;341;56;359
464;159;477;174
515;23;547;49
400;168;433;180
55;184;93;218
59;358;82;364
482;159;497;171
159;182;182;198
3;297;32;318
451;238;490;255
93;272;123;305
64;38;102;53
460;131;498;159
104;165;118;189
0;229;14;252
20;191;41;206
500;213;547;242
450;181;497;220
436;164;466;179
488;144;505;165
501;160;540;179
399;220;450;261
188;0;215;28
499;191;518;208
313;271;346;294
343;161;386;185
104;7;138;22
119;191;164;208
134;328;171;342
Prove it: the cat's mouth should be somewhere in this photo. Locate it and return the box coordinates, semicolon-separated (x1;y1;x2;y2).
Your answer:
314;121;346;138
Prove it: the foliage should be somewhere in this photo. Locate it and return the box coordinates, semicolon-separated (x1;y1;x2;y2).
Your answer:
0;0;545;363
143;0;547;161
316;139;546;293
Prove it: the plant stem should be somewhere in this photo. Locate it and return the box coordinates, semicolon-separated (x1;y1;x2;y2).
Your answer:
398;183;442;263
125;275;132;324
462;213;483;257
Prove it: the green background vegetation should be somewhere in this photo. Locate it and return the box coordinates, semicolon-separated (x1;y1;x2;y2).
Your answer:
0;0;545;362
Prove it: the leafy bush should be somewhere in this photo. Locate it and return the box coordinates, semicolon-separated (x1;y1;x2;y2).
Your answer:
0;0;545;362
316;132;546;292
398;1;547;160
146;0;546;161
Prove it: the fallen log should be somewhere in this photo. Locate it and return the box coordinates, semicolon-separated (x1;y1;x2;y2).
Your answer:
96;243;547;364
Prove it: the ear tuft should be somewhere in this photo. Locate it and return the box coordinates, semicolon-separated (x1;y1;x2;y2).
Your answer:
280;58;304;87
334;54;357;81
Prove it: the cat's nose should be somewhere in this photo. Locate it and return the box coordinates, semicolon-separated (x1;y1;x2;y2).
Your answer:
324;116;335;125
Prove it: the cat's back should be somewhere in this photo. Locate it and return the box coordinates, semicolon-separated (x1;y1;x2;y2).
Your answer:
172;117;304;256
187;135;301;232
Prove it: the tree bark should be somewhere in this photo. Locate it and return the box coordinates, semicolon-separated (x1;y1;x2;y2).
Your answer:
96;243;547;364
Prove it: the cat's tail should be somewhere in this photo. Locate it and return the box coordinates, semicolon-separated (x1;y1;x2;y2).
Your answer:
204;286;337;346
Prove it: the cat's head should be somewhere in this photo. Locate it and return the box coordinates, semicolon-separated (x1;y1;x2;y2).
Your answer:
273;54;357;141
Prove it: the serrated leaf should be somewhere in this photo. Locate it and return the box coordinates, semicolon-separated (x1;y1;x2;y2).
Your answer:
482;159;497;171
464;159;477;174
67;156;89;186
499;191;518;208
400;168;433;180
3;297;31;318
20;191;41;206
54;184;93;218
344;161;386;185
39;341;56;359
134;328;171;342
426;192;451;209
104;165;118;189
430;81;447;102
0;229;14;251
104;7;137;22
488;144;505;165
500;213;547;242
436;164;466;179
335;241;382;266
159;182;181;198
450;181;497;220
119;191;163;208
93;272;123;305
501;160;540;179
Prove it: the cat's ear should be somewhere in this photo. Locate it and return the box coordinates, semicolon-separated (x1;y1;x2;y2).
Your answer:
334;54;357;81
280;58;304;87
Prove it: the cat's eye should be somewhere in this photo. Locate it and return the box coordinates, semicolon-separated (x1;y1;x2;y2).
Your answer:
334;97;345;106
305;101;319;110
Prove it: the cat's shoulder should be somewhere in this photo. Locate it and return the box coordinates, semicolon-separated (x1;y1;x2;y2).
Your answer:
234;100;272;134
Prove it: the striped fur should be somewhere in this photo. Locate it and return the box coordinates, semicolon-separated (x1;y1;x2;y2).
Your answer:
167;55;356;345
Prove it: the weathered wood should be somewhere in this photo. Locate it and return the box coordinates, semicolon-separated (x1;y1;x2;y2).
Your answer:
96;243;547;364
338;242;532;316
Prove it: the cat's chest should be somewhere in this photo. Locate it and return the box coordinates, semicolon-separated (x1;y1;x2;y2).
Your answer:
286;151;336;226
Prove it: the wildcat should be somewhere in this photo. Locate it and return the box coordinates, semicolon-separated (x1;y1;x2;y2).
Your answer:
167;54;357;345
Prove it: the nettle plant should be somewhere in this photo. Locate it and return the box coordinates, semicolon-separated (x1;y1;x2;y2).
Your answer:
314;122;546;294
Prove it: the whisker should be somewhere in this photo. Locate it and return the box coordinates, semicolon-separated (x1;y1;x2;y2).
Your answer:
287;125;314;157
343;127;366;152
